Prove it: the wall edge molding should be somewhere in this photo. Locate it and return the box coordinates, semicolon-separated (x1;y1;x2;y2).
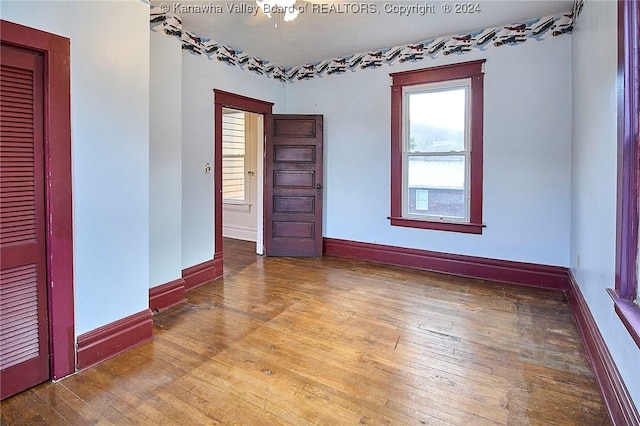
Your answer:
223;223;258;242
76;309;153;371
323;237;569;290
566;271;640;426
150;4;578;83
149;278;186;312
182;253;223;290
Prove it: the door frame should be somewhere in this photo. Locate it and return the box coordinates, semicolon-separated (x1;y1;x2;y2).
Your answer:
213;90;273;258
1;20;74;380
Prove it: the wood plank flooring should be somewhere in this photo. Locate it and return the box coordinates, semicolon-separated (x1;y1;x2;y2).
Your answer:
1;238;610;425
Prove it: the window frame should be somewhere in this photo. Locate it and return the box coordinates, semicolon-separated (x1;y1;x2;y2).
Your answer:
390;60;485;234
607;0;640;348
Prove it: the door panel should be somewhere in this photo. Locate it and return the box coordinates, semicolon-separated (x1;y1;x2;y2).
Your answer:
265;115;323;257
0;45;49;400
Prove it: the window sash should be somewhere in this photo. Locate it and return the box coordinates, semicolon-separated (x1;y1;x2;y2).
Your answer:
401;81;471;222
222;110;247;202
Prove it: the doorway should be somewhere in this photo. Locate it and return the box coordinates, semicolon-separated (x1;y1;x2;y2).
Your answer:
220;107;263;276
214;90;273;265
221;108;262;247
213;90;324;266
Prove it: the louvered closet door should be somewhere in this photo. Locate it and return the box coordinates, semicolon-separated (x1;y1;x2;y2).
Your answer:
0;45;49;400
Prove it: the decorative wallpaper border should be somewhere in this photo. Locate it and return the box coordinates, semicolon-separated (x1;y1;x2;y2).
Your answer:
150;0;584;83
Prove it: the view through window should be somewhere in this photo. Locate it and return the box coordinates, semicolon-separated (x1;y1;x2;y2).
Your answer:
222;108;246;202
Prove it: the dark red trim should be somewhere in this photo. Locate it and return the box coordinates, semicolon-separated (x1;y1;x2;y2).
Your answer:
181;253;223;290
612;0;640;348
213;90;274;261
76;310;153;371
615;0;640;300
608;288;640;348
388;217;484;234
324;238;568;290
149;278;186;312
390;60;486;85
1;20;74;380
390;60;485;234
214;101;223;260
567;272;640;426
213;89;274;114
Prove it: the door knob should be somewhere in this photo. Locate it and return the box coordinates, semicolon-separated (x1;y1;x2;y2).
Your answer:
316;183;323;191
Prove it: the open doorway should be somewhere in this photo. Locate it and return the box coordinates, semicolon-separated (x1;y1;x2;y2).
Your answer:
221;108;262;276
221;108;261;244
213;90;273;276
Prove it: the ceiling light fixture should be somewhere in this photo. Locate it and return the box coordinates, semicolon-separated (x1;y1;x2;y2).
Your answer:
256;0;300;25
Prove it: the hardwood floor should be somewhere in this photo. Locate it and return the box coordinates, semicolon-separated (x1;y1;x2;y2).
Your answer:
223;237;259;278
1;240;610;425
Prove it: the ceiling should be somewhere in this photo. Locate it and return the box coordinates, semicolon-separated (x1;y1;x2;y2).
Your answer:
150;0;574;68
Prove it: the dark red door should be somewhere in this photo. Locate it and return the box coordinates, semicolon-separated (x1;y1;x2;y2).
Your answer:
0;45;49;400
265;115;323;257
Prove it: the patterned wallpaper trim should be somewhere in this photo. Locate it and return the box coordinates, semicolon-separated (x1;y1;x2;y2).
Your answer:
150;0;584;83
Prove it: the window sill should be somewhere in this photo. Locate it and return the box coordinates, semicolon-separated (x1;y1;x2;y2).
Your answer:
388;217;484;234
607;288;640;349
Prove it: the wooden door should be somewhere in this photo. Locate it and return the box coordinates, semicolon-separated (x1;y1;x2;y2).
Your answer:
0;45;49;400
265;115;323;257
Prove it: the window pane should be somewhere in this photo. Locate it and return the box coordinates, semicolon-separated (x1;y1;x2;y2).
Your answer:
223;156;244;201
415;189;429;210
408;88;466;153
407;155;466;219
222;112;245;156
222;109;246;201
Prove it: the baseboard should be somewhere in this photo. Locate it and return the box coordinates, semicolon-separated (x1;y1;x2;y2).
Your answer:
182;253;223;290
323;238;568;290
566;271;640;426
149;278;186;312
76;309;153;370
223;224;257;242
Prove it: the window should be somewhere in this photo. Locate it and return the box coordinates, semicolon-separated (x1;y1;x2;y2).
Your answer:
390;60;485;234
608;0;640;348
222;108;246;202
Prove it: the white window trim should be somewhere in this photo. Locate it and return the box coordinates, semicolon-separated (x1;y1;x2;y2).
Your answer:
222;109;249;203
401;79;472;223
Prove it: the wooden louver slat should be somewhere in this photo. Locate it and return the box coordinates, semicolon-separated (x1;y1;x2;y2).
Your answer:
0;63;36;248
0;265;40;370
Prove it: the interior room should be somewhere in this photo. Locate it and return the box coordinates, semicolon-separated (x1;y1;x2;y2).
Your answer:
0;0;638;423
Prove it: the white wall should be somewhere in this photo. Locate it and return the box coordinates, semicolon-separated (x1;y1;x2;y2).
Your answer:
150;31;183;287
181;53;286;268
287;36;572;267
570;0;640;409
2;1;151;335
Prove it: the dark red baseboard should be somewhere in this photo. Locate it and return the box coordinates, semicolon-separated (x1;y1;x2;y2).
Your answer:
182;253;223;290
76;309;153;370
323;238;569;290
566;271;640;426
149;278;186;312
